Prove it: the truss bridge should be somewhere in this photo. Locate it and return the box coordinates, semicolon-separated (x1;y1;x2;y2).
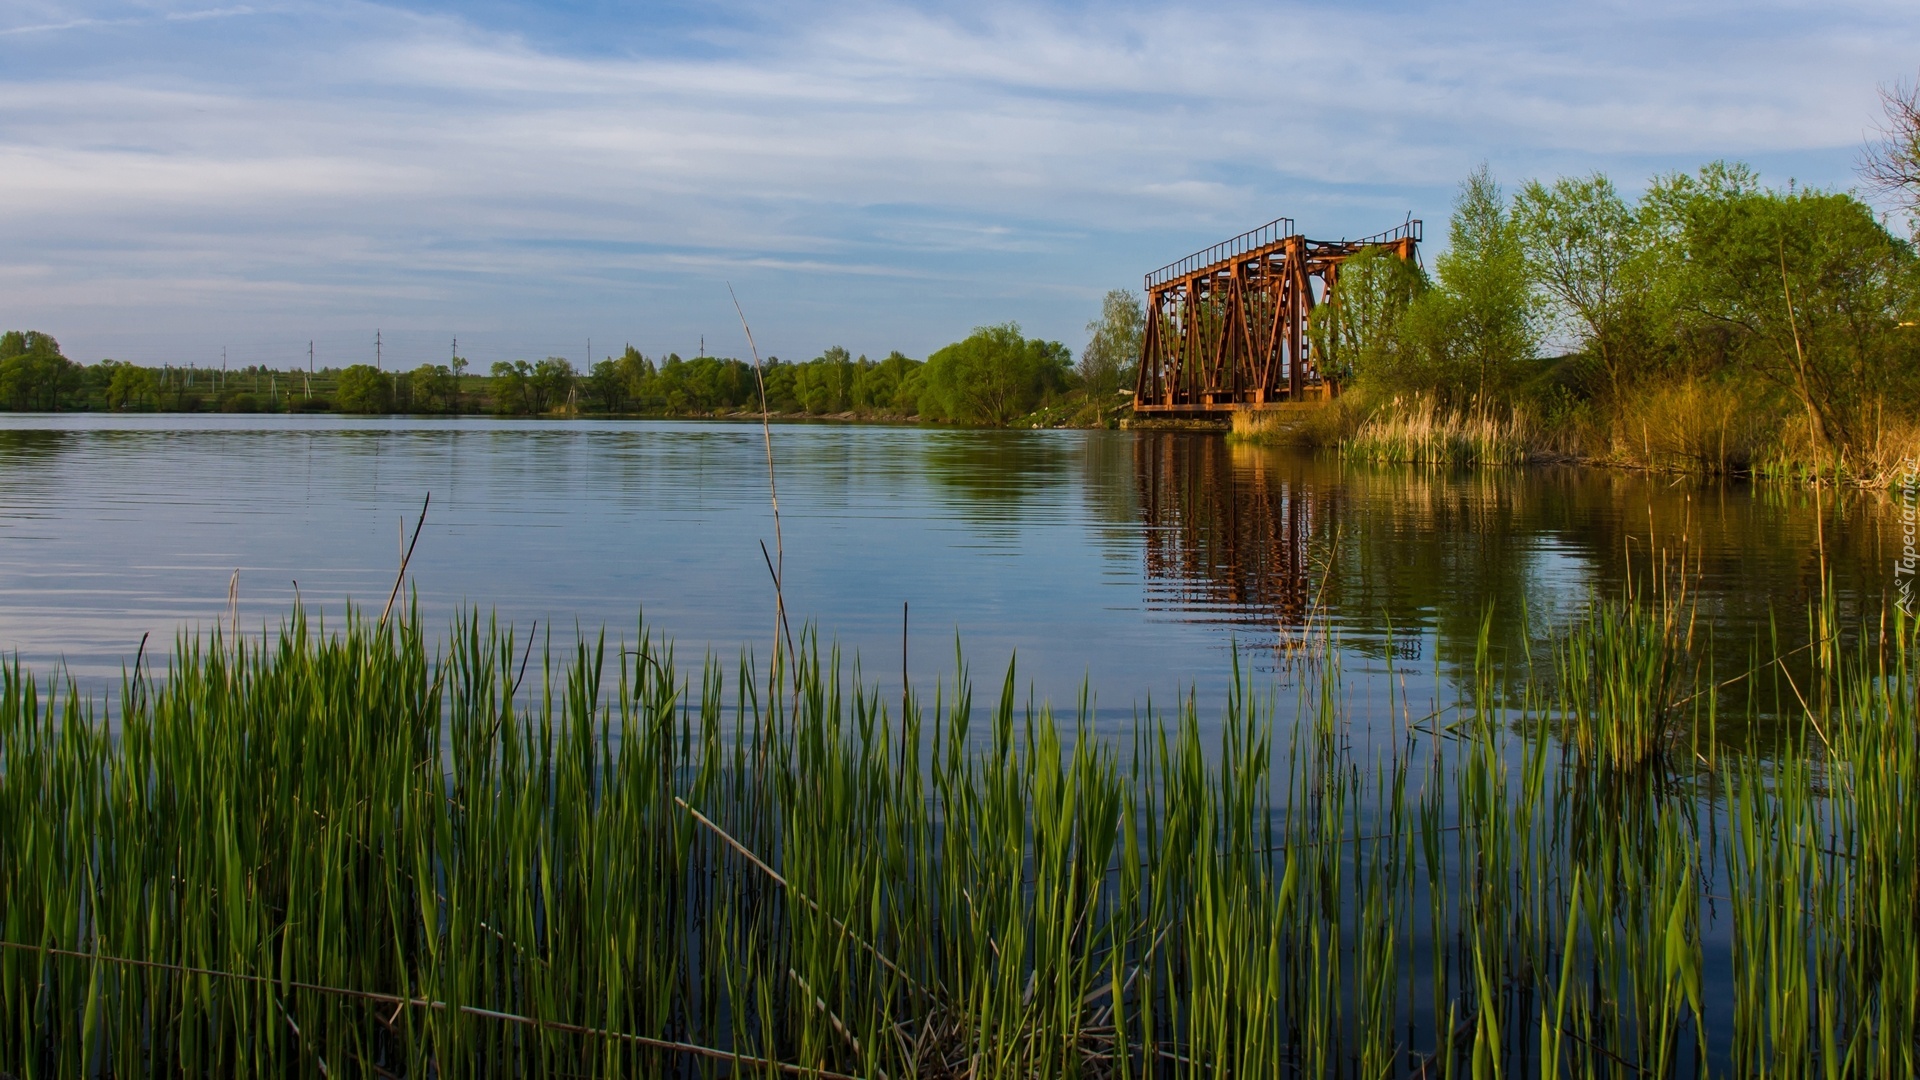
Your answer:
1132;217;1421;415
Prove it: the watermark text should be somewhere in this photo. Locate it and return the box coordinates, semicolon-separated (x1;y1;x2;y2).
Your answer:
1898;462;1918;619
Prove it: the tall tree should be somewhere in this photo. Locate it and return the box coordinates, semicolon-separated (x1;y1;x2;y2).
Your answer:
0;331;79;411
1403;165;1538;404
103;362;158;411
1079;289;1144;395
1513;173;1647;399
1862;75;1920;240
852;351;923;415
1649;165;1919;454
335;364;393;413
1309;246;1426;387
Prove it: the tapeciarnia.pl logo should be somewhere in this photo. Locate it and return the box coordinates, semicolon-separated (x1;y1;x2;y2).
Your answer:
1898;464;1918;618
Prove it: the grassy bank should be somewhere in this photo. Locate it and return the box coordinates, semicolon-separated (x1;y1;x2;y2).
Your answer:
1224;395;1536;470
1228;389;1920;486
1342;397;1531;467
1;597;1915;1076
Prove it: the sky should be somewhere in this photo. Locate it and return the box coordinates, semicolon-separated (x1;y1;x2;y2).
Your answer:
1;0;1915;371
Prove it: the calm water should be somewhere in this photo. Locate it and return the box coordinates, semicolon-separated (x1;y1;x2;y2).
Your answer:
0;414;1902;724
1;413;1908;1070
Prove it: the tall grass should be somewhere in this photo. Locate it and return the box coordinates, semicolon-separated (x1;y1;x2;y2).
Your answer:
1607;379;1767;476
1556;566;1697;771
1569;380;1915;488
1224;402;1359;449
0;598;1914;1076
1343;395;1531;466
1753;404;1920;489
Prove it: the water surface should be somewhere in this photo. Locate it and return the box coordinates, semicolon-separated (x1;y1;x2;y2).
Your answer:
0;414;1899;727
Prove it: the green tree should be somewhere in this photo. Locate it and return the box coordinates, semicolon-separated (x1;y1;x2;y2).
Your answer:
100;361;158;411
793;347;854;414
1513;173;1649;399
0;331;80;411
672;357;752;411
1310;247;1427;387
1079;289;1145;395
490;361;537;415
1648;165;1919;454
851;351;923;415
533;358;578;414
1402;166;1538;403
755;358;798;412
489;358;577;415
587;347;655;412
403;364;455;412
0;331;61;362
922;323;1072;424
335;364;394;413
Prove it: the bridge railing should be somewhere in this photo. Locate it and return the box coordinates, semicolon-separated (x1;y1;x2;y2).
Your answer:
1341;219;1422;246
1145;217;1294;290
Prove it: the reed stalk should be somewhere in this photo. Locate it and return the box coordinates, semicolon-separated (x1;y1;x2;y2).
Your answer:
0;595;1912;1076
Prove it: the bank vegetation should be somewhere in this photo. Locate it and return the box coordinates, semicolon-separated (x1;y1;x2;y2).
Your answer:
0;317;1136;430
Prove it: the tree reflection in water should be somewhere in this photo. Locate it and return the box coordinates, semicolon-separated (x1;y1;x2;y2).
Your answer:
1129;432;1905;745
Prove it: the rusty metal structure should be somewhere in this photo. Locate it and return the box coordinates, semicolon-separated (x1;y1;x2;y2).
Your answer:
1132;217;1421;415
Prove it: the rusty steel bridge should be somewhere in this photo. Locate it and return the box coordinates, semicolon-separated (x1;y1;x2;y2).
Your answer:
1131;216;1421;415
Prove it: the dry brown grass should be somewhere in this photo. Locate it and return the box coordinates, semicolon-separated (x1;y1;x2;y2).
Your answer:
1605;379;1768;475
1343;394;1532;466
1225;397;1367;448
1753;399;1920;487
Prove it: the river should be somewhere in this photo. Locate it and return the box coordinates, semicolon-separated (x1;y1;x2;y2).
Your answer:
0;414;1902;732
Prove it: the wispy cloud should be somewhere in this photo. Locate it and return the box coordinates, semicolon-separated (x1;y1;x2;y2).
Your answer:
3;2;254;34
0;0;1912;363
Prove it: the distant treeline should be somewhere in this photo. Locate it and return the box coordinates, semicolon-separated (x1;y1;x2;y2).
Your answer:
0;319;1143;428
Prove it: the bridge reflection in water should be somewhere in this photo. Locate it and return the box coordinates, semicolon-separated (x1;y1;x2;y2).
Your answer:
1123;431;1903;732
1133;433;1335;650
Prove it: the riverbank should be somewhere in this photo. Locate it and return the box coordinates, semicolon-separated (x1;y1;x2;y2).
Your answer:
1224;390;1920;489
1;589;1912;1076
16;386;1915;486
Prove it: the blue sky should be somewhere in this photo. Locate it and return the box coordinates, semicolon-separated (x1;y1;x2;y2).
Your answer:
2;0;1914;371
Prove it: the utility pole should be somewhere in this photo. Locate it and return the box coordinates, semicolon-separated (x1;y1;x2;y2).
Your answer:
376;329;382;371
451;337;466;412
221;347;227;392
699;335;704;359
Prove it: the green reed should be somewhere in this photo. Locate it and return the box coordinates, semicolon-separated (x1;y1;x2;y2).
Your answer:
0;597;1914;1077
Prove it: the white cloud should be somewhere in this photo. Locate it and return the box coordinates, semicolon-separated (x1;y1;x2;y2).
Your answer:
0;0;1913;359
